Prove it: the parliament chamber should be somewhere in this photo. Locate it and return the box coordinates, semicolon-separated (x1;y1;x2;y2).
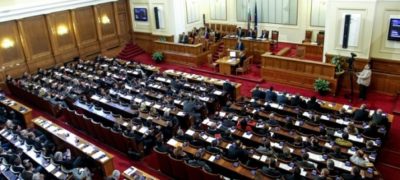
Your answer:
0;0;400;180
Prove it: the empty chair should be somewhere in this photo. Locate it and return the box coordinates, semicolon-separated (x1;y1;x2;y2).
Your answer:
303;30;313;43
91;119;102;140
110;129;126;153
207;53;218;71
271;30;279;50
236;56;252;75
202;168;221;180
168;154;187;179
296;46;306;59
317;31;325;45
99;123;112;145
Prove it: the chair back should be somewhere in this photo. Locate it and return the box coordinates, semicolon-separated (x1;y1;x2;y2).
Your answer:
184;161;204;180
168;154;187;179
317;31;325;45
304;30;313;42
153;147;173;176
202;168;221;180
271;31;279;41
296;46;306;59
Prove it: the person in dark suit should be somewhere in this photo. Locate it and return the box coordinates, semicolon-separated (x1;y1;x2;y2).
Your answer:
207;124;220;135
341;166;365;180
207;140;223;154
189;132;205;147
278;146;292;161
259;30;269;39
222;80;235;99
187;151;213;172
307;96;321;111
327;159;340;177
267;113;279;127
252;84;265;100
353;104;369;122
329;146;348;160
248;29;257;39
284;167;305;180
265;86;277;102
179;32;189;44
235;39;245;51
290;94;306;108
363;140;377;154
362;122;380;138
371;109;388;127
261;158;281;177
307;137;323;153
297;153;316;169
236;27;244;37
277;92;288;105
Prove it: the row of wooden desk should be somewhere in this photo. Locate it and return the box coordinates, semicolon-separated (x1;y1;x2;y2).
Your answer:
163;69;241;99
0;95;32;128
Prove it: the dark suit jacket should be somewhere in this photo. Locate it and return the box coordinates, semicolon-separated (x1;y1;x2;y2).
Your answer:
236;29;244;37
341;173;363;180
235;43;245;51
265;90;277;102
284;174;305;180
353;109;369;122
307;101;321;111
252;89;265;100
261;167;281;177
277;95;288;105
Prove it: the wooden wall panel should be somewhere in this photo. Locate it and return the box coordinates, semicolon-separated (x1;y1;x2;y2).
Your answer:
0;21;25;66
18;15;55;71
95;3;119;51
72;7;100;58
116;0;131;43
46;11;79;65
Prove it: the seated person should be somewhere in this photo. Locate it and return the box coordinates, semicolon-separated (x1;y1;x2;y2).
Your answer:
344;123;359;134
235;39;245;51
221;130;235;142
261;158;281;177
353;104;369;122
306;96;321;111
297;153;316;169
363;140;377;154
224;140;245;160
259;30;268;39
283;117;294;130
236;118;252;131
256;138;274;155
290;94;306;108
267;113;279;127
277;92;288;105
328;146;348;160
206;140;223;154
179;32;189;44
175;129;190;141
265;86;277;102
335;132;353;148
362;122;380;138
252;84;265;100
292;136;303;148
187;151;213;172
171;146;188;160
105;170;121;180
341;166;365;180
252;123;270;136
326;159;340;177
278;146;292;161
314;168;329;180
307;137;323;153
189;132;205;147
283;167;305;180
350;150;370;167
207;124;220;136
222;80;235;99
371;109;388;127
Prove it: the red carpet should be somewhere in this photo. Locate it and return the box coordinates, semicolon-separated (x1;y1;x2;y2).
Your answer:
129;52;400;180
116;43;145;61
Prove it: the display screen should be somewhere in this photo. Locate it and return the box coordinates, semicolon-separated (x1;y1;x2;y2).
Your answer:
388;18;400;41
134;8;148;21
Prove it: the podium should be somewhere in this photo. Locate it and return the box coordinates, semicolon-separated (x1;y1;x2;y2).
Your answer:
216;56;240;75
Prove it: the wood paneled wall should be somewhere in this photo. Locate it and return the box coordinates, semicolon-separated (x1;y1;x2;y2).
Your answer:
0;0;132;84
133;32;174;53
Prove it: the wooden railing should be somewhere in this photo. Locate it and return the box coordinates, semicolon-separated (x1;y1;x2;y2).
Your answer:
153;41;208;66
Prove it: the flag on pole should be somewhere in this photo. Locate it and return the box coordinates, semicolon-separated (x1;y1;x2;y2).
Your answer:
254;2;258;32
247;1;251;31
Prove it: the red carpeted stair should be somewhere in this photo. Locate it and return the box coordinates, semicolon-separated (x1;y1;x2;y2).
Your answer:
212;42;225;61
117;43;145;61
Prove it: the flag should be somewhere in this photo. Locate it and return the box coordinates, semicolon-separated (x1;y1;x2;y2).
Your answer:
254;2;258;32
247;1;251;31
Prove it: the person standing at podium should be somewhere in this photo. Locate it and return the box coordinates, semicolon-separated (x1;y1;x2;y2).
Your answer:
356;64;372;100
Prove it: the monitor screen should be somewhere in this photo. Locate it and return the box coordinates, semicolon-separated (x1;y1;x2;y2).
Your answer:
229;51;236;58
388;18;400;41
134;8;148;21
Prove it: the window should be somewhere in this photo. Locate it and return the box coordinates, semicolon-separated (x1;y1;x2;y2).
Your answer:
310;0;327;27
236;0;298;25
210;0;227;20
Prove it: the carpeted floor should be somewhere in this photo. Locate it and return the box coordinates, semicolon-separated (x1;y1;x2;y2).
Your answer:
12;50;400;179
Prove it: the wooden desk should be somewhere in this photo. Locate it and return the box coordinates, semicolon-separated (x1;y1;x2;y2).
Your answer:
153;40;208;66
298;42;324;60
216;56;240;75
122;166;159;180
33;116;115;176
0;96;33;128
0;128;70;179
163;69;242;99
223;36;270;63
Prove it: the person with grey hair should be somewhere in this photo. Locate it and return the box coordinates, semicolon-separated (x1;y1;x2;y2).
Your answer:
327;159;340;177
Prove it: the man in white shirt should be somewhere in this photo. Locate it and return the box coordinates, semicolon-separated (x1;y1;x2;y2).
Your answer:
356;64;372;100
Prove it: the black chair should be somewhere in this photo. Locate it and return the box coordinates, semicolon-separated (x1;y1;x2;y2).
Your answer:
168;154;187;179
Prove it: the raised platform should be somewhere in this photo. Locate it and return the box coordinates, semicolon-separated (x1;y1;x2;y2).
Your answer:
189;67;264;83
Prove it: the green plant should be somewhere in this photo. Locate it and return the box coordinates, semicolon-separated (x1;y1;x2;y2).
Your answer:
331;55;345;73
152;52;164;63
314;78;331;92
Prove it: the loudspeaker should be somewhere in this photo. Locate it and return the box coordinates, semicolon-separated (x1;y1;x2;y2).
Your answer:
342;14;351;49
154;7;160;29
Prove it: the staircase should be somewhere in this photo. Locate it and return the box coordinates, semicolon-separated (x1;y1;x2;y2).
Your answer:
117;43;145;61
212;42;225;61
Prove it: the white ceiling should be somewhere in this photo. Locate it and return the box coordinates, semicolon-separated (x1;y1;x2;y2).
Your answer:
0;0;117;22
